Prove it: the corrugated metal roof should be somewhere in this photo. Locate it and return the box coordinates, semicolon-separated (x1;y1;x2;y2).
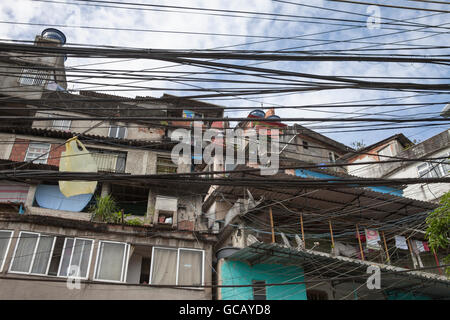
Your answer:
227;242;450;284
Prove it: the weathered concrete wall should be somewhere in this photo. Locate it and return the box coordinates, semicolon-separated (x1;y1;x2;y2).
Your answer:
0;219;213;299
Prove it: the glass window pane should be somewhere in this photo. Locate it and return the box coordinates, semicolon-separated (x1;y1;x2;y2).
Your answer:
178;249;203;286
31;235;54;275
70;239;92;278
10;233;39;273
0;231;12;271
151;248;177;285
95;242;127;282
58;238;74;277
48;236;65;276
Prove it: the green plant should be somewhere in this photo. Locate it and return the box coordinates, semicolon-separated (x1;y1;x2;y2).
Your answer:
126;218;144;226
90;194;118;223
425;191;450;277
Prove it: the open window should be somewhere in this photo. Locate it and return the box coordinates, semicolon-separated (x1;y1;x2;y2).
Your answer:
9;232;94;279
154;195;178;226
108;124;127;139
156;155;178;174
252;280;267;300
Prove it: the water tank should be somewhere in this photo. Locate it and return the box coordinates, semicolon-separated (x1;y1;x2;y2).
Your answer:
41;28;66;45
248;109;265;118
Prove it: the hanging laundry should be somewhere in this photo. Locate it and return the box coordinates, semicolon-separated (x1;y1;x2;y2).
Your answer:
413;240;430;252
365;229;381;250
395;235;409;250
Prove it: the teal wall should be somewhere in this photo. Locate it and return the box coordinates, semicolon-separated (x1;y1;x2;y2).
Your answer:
294;169;403;196
386;290;432;300
219;260;307;300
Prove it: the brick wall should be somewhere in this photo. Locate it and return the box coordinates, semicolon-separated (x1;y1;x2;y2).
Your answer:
9;138;29;162
9;138;65;166
47;144;65;166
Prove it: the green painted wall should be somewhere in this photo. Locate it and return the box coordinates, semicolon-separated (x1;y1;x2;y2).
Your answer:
219;260;307;300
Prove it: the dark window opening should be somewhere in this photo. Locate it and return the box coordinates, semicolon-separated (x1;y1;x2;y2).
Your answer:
252;280;267;300
307;289;328;300
303;141;309;150
140;257;151;284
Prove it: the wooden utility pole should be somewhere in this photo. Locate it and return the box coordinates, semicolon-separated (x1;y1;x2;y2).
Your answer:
381;231;390;264
329;220;335;249
269;207;275;243
300;213;305;247
356;224;365;261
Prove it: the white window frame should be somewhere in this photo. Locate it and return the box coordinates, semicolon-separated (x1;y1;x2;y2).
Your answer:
18;68;49;86
93;240;130;283
52;119;72;131
0;230;13;272
417;161;447;179
56;237;94;280
108;125;127;139
24;142;51;164
8;231;56;276
149;246;205;289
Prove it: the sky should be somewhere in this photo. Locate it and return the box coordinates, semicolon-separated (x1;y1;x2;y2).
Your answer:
0;0;449;147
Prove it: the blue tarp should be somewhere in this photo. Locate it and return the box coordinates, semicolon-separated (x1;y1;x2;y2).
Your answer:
35;184;93;212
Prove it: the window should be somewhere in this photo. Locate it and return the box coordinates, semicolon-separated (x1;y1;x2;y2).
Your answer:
24;142;51;164
9;231;55;275
328;152;336;163
94;241;130;282
9;233;94;278
19;68;49;86
57;238;93;279
417;161;447;178
52;119;71;131
302;141;309;150
0;230;13;272
150;247;204;287
156;155;178;174
307;289;328;300
90;150;127;173
252;280;267;300
155;195;178;225
108;125;127;139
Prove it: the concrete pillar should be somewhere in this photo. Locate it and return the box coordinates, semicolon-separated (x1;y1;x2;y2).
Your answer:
100;183;111;197
146;189;155;226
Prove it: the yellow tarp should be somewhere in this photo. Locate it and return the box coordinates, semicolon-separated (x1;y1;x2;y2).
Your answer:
59;137;98;197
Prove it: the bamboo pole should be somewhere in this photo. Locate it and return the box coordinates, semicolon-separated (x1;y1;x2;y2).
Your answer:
329;220;335;250
300;213;305;247
407;238;418;268
381;231;390;264
269;207;275;243
356;224;365;261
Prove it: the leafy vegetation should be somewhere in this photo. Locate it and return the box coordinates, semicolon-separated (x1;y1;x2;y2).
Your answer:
425;191;450;277
90;195;143;226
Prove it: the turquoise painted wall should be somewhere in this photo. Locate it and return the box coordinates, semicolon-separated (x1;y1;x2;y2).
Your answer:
294;169;403;197
386;290;432;300
219;260;307;300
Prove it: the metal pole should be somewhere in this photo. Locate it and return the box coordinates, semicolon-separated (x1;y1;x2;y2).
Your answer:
269;207;275;243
